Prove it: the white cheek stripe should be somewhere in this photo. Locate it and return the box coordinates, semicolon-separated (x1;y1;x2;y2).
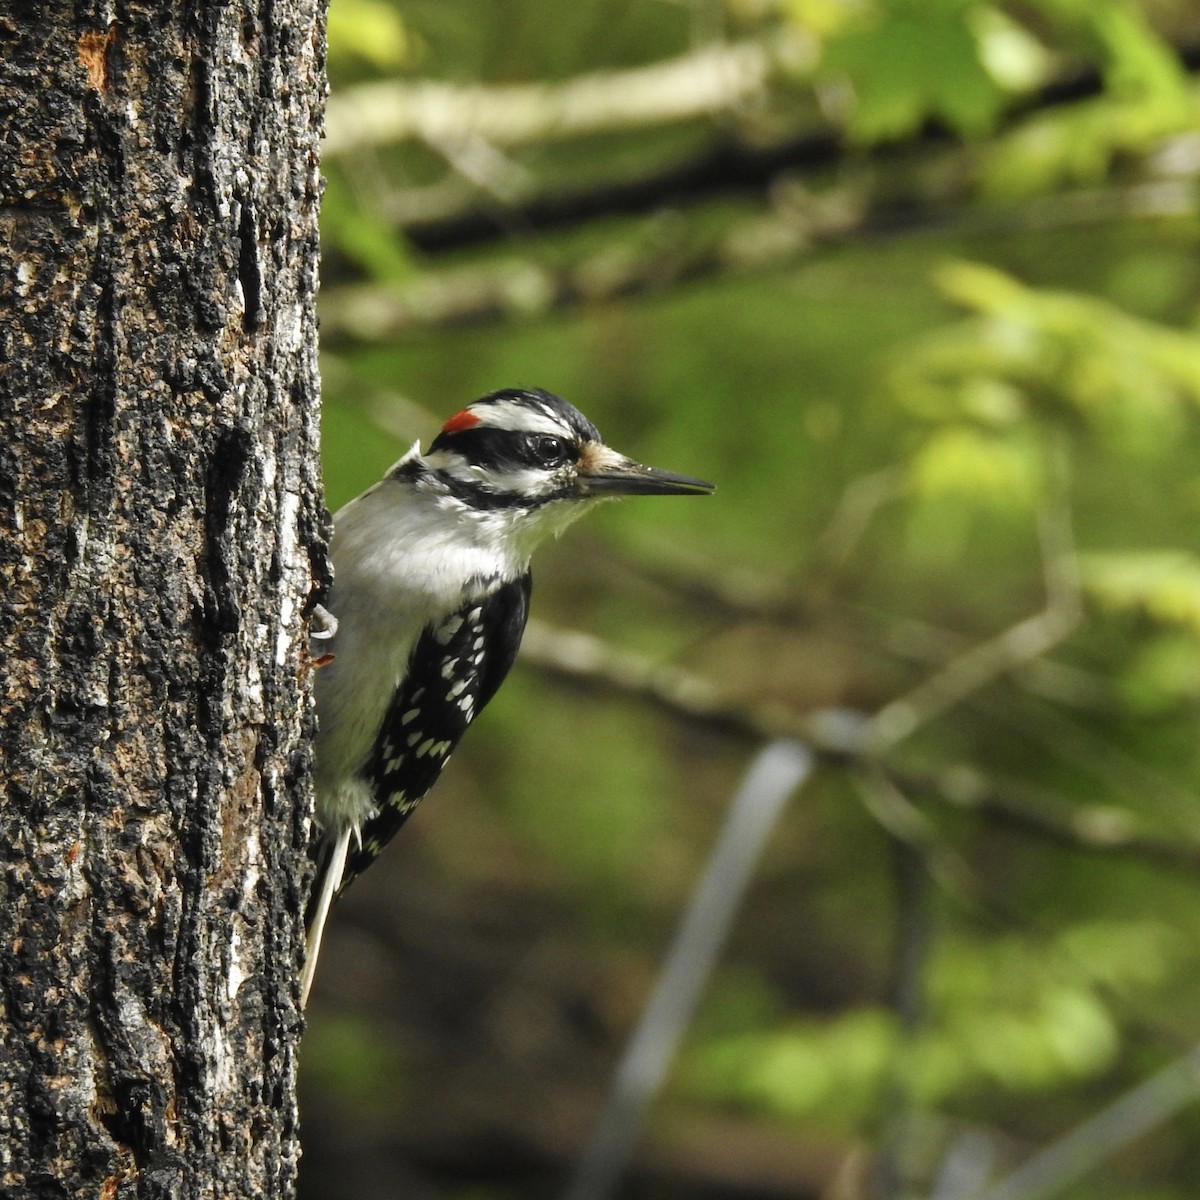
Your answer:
423;449;564;498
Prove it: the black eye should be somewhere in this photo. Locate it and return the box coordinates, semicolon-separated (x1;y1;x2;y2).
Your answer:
525;434;572;467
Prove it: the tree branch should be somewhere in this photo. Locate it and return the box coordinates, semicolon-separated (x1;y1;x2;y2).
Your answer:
564;741;814;1200
980;1043;1200;1200
517;620;1200;872
319;174;1199;339
325;32;816;155
865;445;1081;753
325;43;1200;258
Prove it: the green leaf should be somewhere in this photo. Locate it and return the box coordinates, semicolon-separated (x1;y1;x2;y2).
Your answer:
1057;920;1181;990
978;0;1194;197
1040;986;1119;1077
895;262;1200;449
684;1010;896;1122
322;171;414;285
1090;1;1189;102
822;0;1010;141
907;425;1039;508
1081;550;1200;637
1120;635;1200;713
970;4;1053;91
327;0;412;71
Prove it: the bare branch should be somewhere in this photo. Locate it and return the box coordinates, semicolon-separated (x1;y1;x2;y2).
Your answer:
865;458;1081;752
908;762;1200;871
318;192;857;338
564;741;814;1200
980;1044;1200;1200
812;468;905;577
325;32;815;155
519;618;796;742
851;768;976;903
966;690;1200;835
518;621;1200;871
319;176;1199;339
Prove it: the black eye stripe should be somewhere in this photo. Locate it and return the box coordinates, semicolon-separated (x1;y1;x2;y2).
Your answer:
430;426;578;470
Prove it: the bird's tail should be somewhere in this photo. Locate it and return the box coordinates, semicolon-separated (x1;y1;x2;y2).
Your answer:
300;826;352;1009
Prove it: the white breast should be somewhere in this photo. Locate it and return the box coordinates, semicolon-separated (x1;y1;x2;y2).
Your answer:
312;471;522;830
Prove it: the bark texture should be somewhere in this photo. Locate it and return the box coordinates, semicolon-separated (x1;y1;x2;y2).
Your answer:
0;2;326;1196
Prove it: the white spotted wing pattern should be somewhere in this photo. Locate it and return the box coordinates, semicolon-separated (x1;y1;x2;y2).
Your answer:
337;573;532;891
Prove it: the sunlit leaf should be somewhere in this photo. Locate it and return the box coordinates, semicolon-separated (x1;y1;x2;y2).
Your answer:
823;1;1009;140
970;5;1054;91
1119;634;1200;713
1090;1;1189;102
1041;986;1119;1076
784;0;869;37
976;0;1192;193
1057;920;1181;989
907;425;1039;508
891;262;1200;450
327;0;412;71
684;1011;895;1122
982;86;1200;196
977;0;1195;199
1082;551;1200;637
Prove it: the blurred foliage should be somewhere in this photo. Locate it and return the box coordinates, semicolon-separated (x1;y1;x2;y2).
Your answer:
326;0;411;74
687;918;1181;1119
303;2;1200;1199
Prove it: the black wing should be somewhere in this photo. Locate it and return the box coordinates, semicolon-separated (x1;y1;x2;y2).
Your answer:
339;573;532;890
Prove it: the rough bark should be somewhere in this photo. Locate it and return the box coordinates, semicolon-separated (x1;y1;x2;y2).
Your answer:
0;2;326;1197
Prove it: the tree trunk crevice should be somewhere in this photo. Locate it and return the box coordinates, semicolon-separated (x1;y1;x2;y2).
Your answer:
1;3;327;1195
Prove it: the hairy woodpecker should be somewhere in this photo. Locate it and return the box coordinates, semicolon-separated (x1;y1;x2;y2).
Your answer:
302;388;713;1005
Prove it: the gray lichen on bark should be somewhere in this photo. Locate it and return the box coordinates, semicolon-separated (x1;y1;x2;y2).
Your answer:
0;2;327;1196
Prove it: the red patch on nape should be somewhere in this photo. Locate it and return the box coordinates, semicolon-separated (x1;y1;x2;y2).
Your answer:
441;408;481;434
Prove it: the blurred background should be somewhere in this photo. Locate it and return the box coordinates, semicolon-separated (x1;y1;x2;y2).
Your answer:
299;3;1200;1198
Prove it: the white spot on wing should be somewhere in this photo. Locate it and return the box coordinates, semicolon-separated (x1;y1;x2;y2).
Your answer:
434;615;463;645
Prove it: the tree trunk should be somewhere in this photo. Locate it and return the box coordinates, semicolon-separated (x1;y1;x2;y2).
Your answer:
0;2;326;1196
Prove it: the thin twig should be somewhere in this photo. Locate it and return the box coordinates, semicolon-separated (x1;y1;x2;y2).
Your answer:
966;689;1200;836
852;768;975;903
563;741;814;1200
812;467;904;576
865;454;1080;753
426;134;532;205
978;1044;1200;1200
905;761;1200;871
518;622;1200;871
871;825;935;1200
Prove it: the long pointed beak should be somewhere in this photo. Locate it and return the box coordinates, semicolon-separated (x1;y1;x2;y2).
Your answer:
577;449;715;498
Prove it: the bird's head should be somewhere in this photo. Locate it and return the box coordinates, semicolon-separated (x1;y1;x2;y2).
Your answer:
420;389;714;529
